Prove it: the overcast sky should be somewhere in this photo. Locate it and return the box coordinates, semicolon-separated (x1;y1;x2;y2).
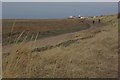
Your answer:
1;0;119;2
0;2;1;19
2;2;118;19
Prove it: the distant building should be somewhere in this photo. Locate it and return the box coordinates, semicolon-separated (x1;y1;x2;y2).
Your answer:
80;16;85;19
68;15;87;19
77;15;86;19
78;15;81;18
73;16;76;18
93;16;96;18
68;16;76;19
69;16;73;19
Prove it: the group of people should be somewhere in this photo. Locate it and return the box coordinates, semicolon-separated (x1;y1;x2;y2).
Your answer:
81;19;101;24
92;19;101;24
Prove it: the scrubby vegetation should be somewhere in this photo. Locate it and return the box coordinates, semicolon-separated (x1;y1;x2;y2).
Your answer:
2;14;118;78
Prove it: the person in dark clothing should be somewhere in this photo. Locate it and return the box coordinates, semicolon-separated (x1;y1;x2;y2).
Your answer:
98;19;101;23
93;20;95;24
81;21;84;23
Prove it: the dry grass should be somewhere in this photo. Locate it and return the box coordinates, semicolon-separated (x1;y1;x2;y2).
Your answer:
2;14;118;78
2;18;92;45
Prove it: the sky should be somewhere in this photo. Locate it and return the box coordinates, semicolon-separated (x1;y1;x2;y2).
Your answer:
119;1;120;13
1;0;119;2
0;2;1;19
2;2;118;19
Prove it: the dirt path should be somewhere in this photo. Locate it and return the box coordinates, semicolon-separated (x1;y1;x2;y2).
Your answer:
3;20;106;54
2;28;84;53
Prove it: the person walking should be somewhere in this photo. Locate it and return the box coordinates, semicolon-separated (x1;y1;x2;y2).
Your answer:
81;21;84;23
93;20;95;24
98;19;101;23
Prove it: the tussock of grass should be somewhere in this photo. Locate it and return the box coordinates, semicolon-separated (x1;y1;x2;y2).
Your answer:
32;34;97;53
31;39;79;52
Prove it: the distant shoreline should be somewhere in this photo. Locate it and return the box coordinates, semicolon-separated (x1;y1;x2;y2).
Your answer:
1;13;118;20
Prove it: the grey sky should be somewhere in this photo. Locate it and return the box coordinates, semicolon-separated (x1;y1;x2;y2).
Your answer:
0;2;2;19
1;0;119;2
2;2;118;19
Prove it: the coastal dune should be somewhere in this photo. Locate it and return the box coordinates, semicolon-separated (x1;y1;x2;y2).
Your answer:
2;15;118;78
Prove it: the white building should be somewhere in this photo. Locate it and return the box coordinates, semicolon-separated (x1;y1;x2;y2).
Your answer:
78;15;81;18
93;16;96;18
80;16;85;19
69;16;73;18
68;16;76;19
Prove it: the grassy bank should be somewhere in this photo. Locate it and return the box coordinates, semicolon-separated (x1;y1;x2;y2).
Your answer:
3;14;118;78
